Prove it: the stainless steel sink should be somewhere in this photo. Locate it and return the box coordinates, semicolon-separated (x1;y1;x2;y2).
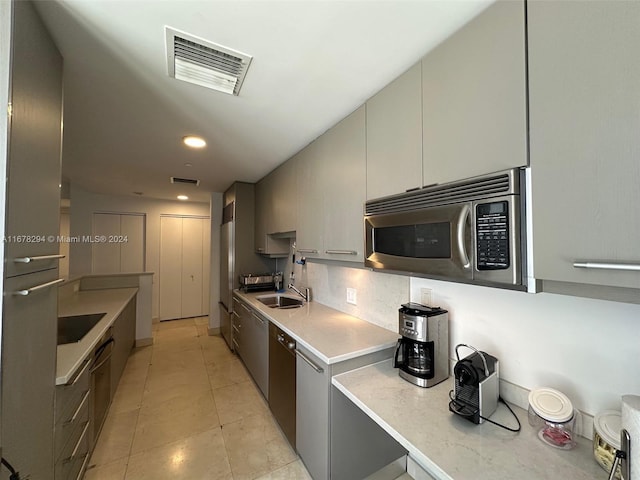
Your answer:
57;312;107;345
257;295;304;309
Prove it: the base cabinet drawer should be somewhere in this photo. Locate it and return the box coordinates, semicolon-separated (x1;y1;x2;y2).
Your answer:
54;389;89;461
55;359;90;424
55;419;89;480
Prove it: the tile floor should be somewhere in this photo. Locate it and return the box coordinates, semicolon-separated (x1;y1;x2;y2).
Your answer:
83;317;312;480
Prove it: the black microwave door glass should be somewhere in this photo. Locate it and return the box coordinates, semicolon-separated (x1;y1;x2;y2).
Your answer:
373;222;451;258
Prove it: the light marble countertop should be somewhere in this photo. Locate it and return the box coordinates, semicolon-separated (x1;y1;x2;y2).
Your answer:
233;290;399;365
332;361;607;480
56;288;138;385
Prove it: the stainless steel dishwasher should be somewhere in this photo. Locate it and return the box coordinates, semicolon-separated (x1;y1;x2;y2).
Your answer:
268;322;296;447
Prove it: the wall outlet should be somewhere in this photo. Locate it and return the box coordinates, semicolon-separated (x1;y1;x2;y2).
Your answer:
346;287;357;305
420;288;432;306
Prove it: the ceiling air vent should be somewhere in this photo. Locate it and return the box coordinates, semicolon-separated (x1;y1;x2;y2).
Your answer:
170;176;200;186
165;26;252;96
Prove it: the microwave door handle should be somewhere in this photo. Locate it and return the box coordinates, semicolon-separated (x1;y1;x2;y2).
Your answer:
456;204;471;269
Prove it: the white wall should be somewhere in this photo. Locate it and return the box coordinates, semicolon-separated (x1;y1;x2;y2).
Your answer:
303;261;640;418
69;185;210;319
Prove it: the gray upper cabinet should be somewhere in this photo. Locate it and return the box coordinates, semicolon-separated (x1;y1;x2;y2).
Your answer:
5;0;63;278
366;62;422;200
255;171;289;256
269;159;297;235
295;107;366;263
296;140;324;259
421;0;527;186
320;106;366;262
528;0;640;295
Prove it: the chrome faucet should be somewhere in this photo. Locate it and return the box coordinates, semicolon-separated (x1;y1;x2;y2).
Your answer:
288;283;310;302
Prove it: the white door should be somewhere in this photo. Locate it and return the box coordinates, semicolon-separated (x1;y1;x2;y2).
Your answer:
159;215;210;321
201;217;211;316
181;217;203;319
159;216;183;321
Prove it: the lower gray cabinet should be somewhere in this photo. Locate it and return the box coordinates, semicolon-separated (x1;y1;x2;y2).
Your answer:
233;296;269;399
54;358;91;480
110;297;136;396
2;270;59;479
296;346;395;480
296;345;330;480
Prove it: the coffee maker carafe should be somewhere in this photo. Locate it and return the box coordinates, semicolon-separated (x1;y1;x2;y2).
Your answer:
394;303;449;388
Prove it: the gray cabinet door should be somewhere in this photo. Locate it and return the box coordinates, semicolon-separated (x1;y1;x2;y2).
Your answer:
366;62;423;200
5;0;63;278
254;173;290;256
269;160;297;235
111;298;136;396
296;140;324;259
529;0;640;292
235;300;269;399
321;106;366;262
246;310;269;399
3;269;58;480
422;0;527;186
254;178;268;253
296;345;330;480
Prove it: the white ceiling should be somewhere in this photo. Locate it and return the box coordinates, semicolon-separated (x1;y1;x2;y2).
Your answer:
34;0;493;203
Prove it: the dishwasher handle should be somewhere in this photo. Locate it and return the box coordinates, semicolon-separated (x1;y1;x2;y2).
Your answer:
90;337;115;373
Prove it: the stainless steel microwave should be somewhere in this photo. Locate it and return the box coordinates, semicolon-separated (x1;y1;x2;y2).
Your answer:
364;169;527;290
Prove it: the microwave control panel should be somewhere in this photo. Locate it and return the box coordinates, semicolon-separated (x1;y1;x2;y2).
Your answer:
476;201;509;270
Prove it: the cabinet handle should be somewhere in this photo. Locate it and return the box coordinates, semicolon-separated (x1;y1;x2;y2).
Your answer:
239;303;250;313
63;420;89;464
573;262;640;272
295;349;324;373
75;453;90;480
252;312;265;325
14;254;65;263
325;250;358;255
64;359;91;386
256;247;265;252
232;311;240;319
297;248;318;254
13;278;64;296
64;389;90;426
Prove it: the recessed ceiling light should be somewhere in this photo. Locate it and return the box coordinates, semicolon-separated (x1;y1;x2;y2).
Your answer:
177;195;189;201
184;163;193;168
183;136;206;148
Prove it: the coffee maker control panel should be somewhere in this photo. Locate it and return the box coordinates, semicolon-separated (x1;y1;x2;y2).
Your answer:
399;303;447;343
400;318;417;336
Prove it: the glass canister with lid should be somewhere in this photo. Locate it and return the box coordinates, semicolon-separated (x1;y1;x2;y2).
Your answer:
528;387;579;450
593;410;622;478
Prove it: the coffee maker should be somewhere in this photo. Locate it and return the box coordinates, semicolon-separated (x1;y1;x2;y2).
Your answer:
449;344;499;424
393;303;449;388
